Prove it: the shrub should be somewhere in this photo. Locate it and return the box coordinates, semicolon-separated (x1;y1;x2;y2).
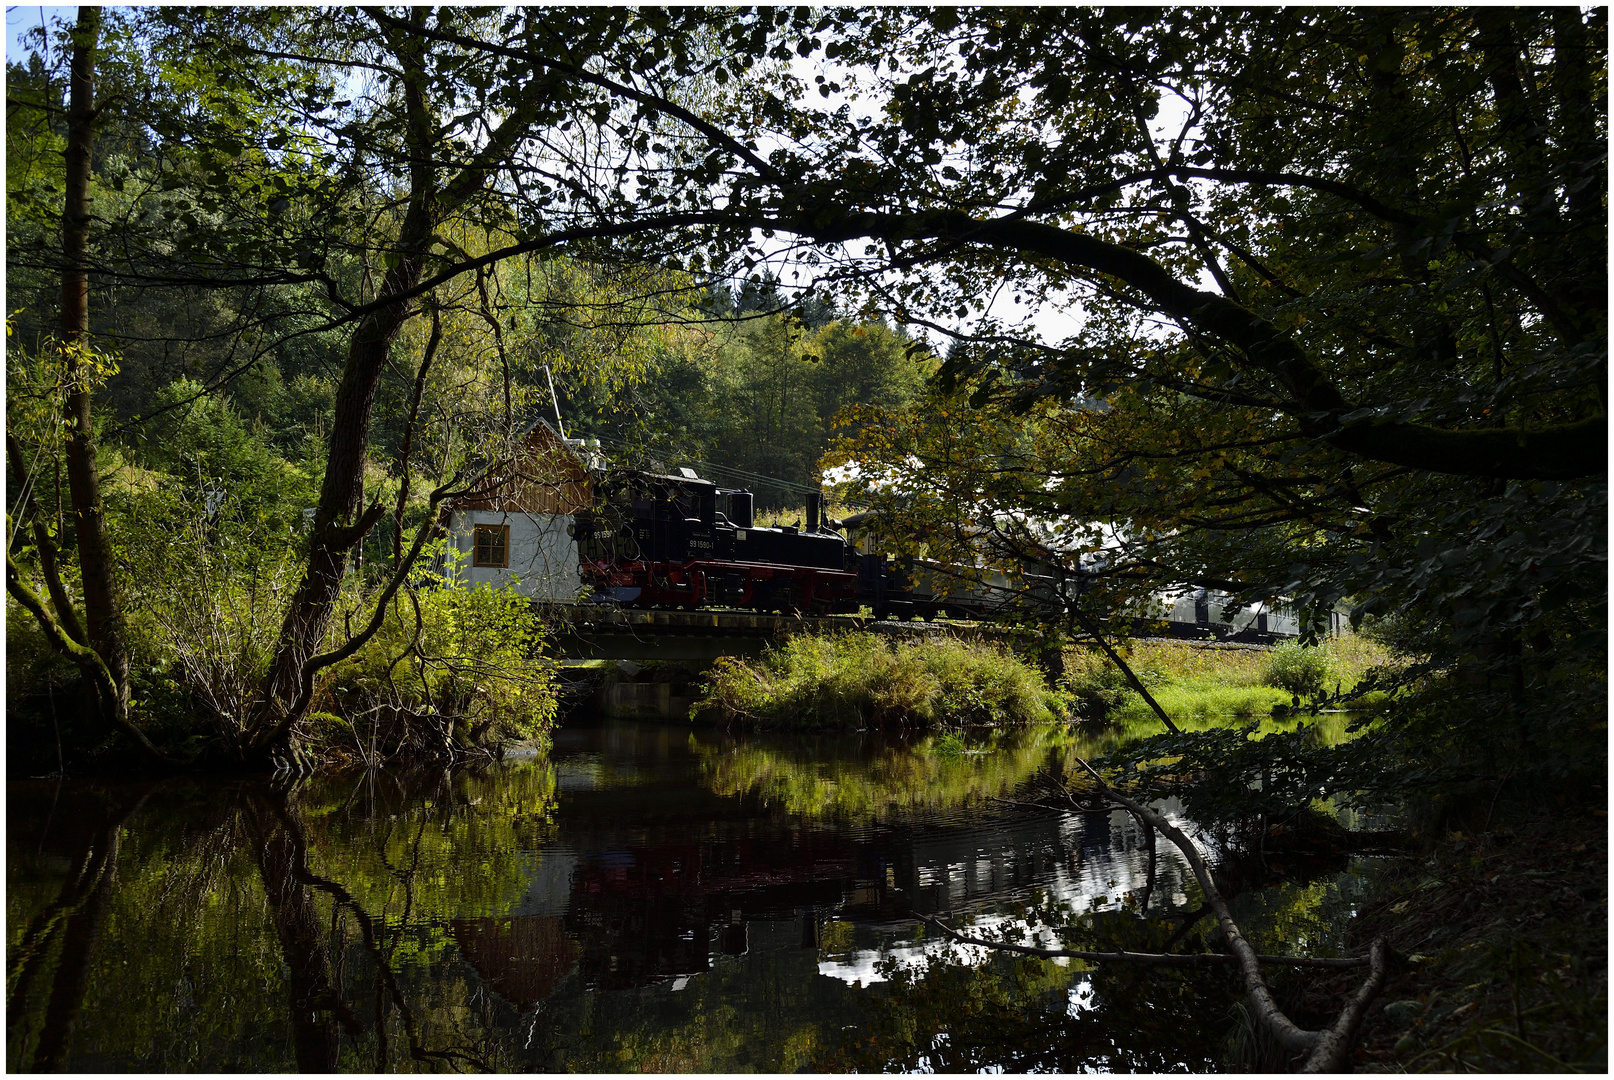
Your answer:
1060;655;1132;721
1263;640;1334;696
130;514;306;739
320;579;559;763
696;631;1062;730
116;492;557;764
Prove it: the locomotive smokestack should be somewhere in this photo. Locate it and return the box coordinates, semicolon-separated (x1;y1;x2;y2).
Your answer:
806;491;821;534
730;490;754;528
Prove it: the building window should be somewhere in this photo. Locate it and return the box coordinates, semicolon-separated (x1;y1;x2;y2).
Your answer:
473;524;509;568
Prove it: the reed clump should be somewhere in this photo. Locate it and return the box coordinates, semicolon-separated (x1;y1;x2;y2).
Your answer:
696;631;1065;730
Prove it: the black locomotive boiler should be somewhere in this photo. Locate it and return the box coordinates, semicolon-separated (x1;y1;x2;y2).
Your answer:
575;469;861;613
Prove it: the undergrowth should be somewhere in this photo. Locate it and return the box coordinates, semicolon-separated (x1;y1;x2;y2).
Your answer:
8;528;559;772
695;631;1065;730
1339;803;1606;1072
315;581;559;767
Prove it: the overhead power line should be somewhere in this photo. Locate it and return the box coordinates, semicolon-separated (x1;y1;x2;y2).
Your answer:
581;433;824;496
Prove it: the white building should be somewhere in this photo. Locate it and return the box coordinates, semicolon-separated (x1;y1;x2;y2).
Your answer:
442;421;598;603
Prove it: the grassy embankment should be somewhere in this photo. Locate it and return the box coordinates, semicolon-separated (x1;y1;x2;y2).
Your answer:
695;629;1395;733
7;573;559;774
696;632;1065;730
1063;634;1396;732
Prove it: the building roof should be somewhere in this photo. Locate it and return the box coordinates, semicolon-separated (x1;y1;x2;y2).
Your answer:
452;419;593;514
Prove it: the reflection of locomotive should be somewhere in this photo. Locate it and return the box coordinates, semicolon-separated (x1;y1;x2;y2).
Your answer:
574;467;1011;619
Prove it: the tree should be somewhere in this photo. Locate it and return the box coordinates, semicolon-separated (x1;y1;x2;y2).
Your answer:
774;10;1603;668
5;7;180;763
9;7;832;764
9;8;1602;769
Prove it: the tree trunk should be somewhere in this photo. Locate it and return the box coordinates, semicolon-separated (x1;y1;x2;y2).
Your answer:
248;13;439;761
250;264;426;755
58;6;133;728
248;793;347;1071
28;820;121;1072
245;10;547;762
8;789;149;1071
1069;758;1390;1072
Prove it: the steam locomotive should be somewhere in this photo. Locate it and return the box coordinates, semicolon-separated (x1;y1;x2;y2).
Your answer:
573;467;1009;620
569;465;1313;639
442;421;1306;636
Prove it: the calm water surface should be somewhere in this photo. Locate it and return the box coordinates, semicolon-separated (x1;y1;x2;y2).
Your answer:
7;718;1364;1072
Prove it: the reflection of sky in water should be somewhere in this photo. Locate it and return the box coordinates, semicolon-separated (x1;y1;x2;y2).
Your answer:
1067;975;1096;1015
554;758;604;792
818;803;1204;986
537;722;1233;996
818;911;1070;986
508;850;578;917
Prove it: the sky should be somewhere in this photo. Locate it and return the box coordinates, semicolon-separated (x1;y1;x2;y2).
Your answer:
6;6;59;68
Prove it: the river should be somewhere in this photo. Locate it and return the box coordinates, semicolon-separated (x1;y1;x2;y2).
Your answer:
7;717;1369;1071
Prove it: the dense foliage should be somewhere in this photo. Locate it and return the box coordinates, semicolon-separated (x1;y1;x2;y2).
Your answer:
805;8;1604;828
4;7;926;765
3;9;1603;1071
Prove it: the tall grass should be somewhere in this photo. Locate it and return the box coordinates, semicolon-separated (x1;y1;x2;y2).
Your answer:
696;631;1064;730
1063;635;1399;727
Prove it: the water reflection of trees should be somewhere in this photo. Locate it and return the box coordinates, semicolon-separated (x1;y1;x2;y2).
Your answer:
811;863;1363;1073
8;786;150;1071
816;946;1242;1072
6;748;1364;1073
6;764;563;1071
693;725;1079;821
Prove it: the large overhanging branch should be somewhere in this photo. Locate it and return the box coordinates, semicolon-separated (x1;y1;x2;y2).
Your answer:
784;206;1603;481
983;158;1587;347
1153;165;1589;347
1066;756;1389;1073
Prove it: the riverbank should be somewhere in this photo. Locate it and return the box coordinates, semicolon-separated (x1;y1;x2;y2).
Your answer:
1340;802;1607;1071
1063;634;1396;728
691;626;1397;734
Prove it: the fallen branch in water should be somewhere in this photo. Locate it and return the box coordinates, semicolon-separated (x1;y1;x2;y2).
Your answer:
1064;753;1388;1073
922;915;1373;970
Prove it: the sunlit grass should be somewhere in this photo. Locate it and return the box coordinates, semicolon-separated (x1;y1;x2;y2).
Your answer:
696;631;1064;730
1111;682;1294;726
1064;633;1402;730
1116;635;1395;692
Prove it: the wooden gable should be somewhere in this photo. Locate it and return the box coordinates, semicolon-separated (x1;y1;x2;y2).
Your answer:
455;421;593;514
